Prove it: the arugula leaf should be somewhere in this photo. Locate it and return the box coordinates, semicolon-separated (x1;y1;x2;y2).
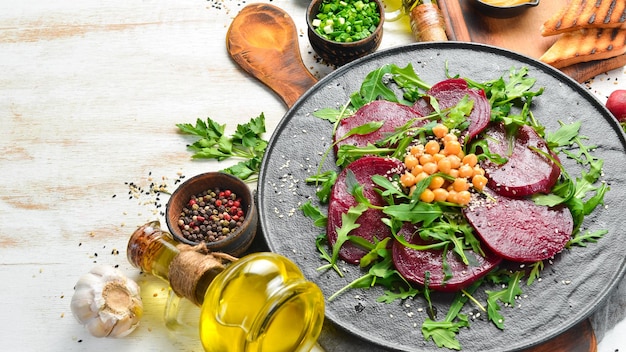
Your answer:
377;286;420;303
329;203;369;266
305;170;338;204
336;144;396;167
546;121;581;149
537;121;610;232
300;201;328;228
527;261;544;286
329;247;408;301
315;233;342;276
383;202;443;227
350;65;398;108
466;67;543;128
485;271;524;329
567;229;608;248
421;280;479;350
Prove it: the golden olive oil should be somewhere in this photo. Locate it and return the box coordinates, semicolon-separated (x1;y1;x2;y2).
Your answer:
128;221;325;352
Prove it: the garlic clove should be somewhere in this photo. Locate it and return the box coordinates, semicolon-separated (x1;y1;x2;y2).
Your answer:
71;265;143;338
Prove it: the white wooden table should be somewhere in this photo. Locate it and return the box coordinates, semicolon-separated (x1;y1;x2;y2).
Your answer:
0;0;624;350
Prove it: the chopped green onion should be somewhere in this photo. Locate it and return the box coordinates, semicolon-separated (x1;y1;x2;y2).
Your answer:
311;0;381;43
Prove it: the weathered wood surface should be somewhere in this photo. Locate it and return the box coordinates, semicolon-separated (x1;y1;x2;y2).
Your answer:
440;0;626;83
0;0;624;351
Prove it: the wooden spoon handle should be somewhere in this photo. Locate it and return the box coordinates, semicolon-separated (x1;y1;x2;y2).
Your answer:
226;3;318;108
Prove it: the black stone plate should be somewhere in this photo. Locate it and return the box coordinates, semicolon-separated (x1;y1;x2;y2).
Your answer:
257;42;626;352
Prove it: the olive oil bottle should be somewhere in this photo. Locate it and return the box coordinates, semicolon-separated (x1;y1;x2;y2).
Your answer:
127;221;325;352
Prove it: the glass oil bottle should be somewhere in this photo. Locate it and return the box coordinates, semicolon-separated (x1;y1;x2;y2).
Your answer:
127;221;325;352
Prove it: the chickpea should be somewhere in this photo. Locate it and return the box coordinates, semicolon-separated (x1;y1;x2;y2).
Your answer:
473;166;485;177
462;153;478;167
415;171;429;183
447;190;458;203
429;176;445;190
452;177;470;192
432;188;449;202
400;172;416;187
424;140;441;155
472;174;488;191
448;155;461;169
458;164;474;179
410;145;424;157
411;164;424;177
456;190;472;205
433;153;445;162
437;157;452;175
420;189;435;203
444;140;462;156
404;154;419;170
443;133;458;143
422;162;438;175
432;124;449;138
419;153;434;165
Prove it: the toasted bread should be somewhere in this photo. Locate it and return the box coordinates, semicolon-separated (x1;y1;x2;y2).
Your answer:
541;0;626;36
539;27;626;68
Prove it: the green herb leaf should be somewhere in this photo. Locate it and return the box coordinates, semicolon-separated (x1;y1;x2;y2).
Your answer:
305;170;338;204
177;113;268;181
300;201;328;228
330;203;369;265
350;65;398;108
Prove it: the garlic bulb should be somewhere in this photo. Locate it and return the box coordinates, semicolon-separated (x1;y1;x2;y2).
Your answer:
70;265;143;338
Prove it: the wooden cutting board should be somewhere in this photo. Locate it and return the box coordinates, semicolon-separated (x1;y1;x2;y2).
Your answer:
439;0;626;83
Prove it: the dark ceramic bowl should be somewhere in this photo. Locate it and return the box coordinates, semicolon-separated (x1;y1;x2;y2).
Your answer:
307;0;384;66
469;0;539;18
165;172;257;257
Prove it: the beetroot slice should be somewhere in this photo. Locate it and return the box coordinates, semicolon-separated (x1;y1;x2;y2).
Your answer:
327;156;404;264
392;223;502;292
413;78;491;141
479;122;561;198
463;189;573;262
333;100;424;153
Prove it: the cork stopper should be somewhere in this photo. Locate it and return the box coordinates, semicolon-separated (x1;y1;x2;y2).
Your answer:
168;243;238;306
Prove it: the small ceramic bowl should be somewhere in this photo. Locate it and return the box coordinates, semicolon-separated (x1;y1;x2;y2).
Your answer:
307;0;384;66
165;172;258;257
469;0;539;18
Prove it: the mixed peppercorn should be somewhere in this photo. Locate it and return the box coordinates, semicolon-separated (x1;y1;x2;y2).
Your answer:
177;188;245;243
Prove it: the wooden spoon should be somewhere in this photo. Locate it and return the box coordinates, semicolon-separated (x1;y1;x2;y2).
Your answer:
226;3;318;108
226;4;597;352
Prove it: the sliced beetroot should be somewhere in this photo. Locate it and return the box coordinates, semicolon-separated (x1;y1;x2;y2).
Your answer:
327;156;404;264
333;100;424;153
392;223;502;292
479;122;561;198
413;78;491;141
463;189;573;262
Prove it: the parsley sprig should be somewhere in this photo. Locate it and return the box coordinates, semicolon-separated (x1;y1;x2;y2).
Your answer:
176;113;267;181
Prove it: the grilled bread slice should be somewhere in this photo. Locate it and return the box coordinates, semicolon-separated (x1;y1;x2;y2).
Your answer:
541;0;626;36
539;27;626;68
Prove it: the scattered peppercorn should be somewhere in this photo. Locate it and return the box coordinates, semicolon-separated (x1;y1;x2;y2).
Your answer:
177;187;245;243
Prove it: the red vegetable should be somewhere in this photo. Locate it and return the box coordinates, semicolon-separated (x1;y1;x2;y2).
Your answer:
327;156;404;264
606;89;626;123
333;100;425;153
414;78;491;141
392;223;502;292
479;122;561;198
463;188;574;262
